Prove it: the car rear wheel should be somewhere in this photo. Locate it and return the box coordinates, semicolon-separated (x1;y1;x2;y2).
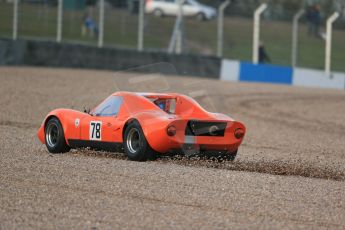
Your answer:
153;9;164;17
45;117;70;154
224;150;237;161
201;150;237;162
196;12;206;21
124;121;152;161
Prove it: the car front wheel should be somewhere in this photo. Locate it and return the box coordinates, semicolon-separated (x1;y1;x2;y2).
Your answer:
45;117;70;154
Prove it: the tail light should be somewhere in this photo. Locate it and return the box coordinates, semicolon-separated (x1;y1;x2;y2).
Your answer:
167;125;177;136
234;128;245;139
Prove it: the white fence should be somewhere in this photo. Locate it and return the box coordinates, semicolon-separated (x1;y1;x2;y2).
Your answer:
0;0;343;75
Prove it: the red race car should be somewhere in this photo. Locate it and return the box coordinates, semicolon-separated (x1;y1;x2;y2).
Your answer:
37;92;246;161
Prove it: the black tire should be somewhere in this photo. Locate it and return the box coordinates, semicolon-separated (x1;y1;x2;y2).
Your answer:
123;121;152;161
45;117;70;154
153;8;164;17
196;12;206;21
224;150;238;162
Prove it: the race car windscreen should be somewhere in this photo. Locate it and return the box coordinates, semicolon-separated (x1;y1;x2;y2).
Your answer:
149;98;176;114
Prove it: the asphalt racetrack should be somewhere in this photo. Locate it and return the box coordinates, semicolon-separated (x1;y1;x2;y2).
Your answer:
0;67;345;229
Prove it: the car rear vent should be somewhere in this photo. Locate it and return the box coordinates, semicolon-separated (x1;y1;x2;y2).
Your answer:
185;120;227;137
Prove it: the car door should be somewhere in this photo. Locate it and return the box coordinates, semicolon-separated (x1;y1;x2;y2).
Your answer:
163;0;179;16
183;0;199;16
80;96;123;145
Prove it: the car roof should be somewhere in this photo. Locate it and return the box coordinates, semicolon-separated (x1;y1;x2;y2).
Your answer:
113;91;179;99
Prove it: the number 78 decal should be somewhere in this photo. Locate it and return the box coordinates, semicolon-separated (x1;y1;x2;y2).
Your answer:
90;121;102;141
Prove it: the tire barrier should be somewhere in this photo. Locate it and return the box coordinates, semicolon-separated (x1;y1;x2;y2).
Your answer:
0;38;220;79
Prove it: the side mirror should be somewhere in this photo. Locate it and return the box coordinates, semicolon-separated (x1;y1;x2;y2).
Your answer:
83;107;91;114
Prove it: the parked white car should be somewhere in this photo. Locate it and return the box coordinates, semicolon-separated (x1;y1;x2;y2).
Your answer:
145;0;217;21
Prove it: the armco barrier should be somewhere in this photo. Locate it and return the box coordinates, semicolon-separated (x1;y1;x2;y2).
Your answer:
1;38;345;90
293;68;345;90
239;62;293;85
221;59;345;90
0;38;221;79
220;59;240;82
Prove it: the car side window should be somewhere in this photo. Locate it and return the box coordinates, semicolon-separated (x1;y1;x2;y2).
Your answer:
92;96;123;117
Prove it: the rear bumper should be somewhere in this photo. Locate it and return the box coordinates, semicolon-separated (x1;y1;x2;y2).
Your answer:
165;137;242;154
147;120;245;154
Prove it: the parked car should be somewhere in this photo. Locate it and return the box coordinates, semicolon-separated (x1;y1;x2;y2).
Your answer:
145;0;217;21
